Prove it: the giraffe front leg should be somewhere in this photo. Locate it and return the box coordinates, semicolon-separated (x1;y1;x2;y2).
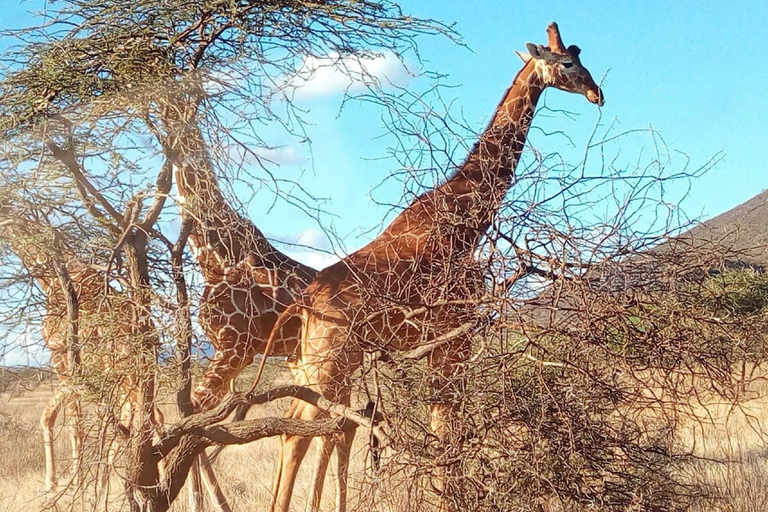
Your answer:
191;349;249;512
40;386;65;492
306;435;334;512
272;399;319;512
191;346;253;411
199;452;233;512
427;336;471;510
65;397;84;489
334;427;356;512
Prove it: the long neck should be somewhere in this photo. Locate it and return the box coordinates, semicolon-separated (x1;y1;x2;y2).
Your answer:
379;60;545;256
174;160;317;284
452;56;545;192
175;162;265;264
160;90;317;285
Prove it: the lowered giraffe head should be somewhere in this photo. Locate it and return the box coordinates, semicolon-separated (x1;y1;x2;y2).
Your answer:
522;22;604;106
0;200;51;268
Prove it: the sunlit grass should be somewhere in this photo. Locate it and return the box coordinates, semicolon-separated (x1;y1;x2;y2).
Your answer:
4;364;768;511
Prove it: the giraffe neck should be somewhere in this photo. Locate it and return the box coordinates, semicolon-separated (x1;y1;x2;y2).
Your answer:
160;91;254;274
160;90;316;284
174;163;316;284
175;163;260;267
378;59;545;257
454;58;543;188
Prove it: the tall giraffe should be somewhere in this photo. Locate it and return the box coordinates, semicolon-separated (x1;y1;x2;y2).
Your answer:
173;156;318;511
173;160;317;411
154;80;318;512
155;80;317;409
256;22;604;512
0;205;163;493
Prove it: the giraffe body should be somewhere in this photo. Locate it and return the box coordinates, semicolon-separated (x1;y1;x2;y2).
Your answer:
172;157;318;512
0;214;162;492
259;22;605;512
173;162;317;410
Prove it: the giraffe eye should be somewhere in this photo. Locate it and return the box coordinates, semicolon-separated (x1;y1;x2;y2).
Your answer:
562;62;574;69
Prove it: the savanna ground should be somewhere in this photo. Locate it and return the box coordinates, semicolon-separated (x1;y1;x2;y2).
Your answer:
3;361;768;512
0;362;380;512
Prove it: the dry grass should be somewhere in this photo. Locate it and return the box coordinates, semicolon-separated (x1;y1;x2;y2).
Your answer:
0;382;55;512
679;379;768;512
4;364;768;511
0;362;377;512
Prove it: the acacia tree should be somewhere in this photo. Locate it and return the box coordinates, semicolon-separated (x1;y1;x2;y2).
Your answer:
1;3;763;512
0;1;455;510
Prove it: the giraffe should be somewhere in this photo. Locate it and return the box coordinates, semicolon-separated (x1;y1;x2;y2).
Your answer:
254;22;604;512
173;160;317;410
172;156;318;510
148;76;319;511
0;205;164;493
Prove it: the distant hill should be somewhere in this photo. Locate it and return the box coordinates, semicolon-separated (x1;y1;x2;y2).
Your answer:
517;189;768;328
661;189;768;269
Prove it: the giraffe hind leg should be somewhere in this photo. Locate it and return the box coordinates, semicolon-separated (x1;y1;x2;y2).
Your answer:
65;397;84;489
306;435;334;512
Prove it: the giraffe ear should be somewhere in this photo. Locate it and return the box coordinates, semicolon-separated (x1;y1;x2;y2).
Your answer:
515;50;532;63
567;45;581;57
525;43;542;59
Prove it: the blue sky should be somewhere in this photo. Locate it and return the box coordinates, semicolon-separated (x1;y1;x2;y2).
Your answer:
227;1;768;268
1;2;767;353
4;1;766;272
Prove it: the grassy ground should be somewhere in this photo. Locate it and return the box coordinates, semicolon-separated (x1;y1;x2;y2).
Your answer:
2;364;768;511
0;362;375;512
681;383;768;512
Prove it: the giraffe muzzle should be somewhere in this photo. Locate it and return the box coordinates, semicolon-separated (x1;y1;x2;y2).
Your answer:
587;88;604;107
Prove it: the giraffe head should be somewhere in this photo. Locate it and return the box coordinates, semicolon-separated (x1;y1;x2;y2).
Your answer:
0;200;59;269
523;22;604;106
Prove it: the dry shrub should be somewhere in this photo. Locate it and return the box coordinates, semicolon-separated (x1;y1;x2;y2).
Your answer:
0;409;44;479
351;255;768;512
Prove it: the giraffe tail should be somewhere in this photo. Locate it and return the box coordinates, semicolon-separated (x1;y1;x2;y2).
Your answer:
247;302;306;395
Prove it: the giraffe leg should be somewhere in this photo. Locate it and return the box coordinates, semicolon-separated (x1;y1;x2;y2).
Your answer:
191;345;253;411
305;435;334;512
272;399;319;512
274;433;314;512
269;434;287;512
189;349;248;512
428;337;471;509
187;457;204;512
199;450;233;512
270;399;300;512
41;386;65;492
334;427;356;512
65;397;84;489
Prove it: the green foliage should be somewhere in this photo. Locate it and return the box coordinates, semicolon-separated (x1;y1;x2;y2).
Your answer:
700;267;768;316
0;0;456;136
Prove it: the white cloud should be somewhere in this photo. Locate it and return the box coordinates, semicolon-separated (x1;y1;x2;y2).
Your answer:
251;146;305;166
226;144;306;167
289;250;341;271
295;227;332;252
279;228;343;270
279;51;412;101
